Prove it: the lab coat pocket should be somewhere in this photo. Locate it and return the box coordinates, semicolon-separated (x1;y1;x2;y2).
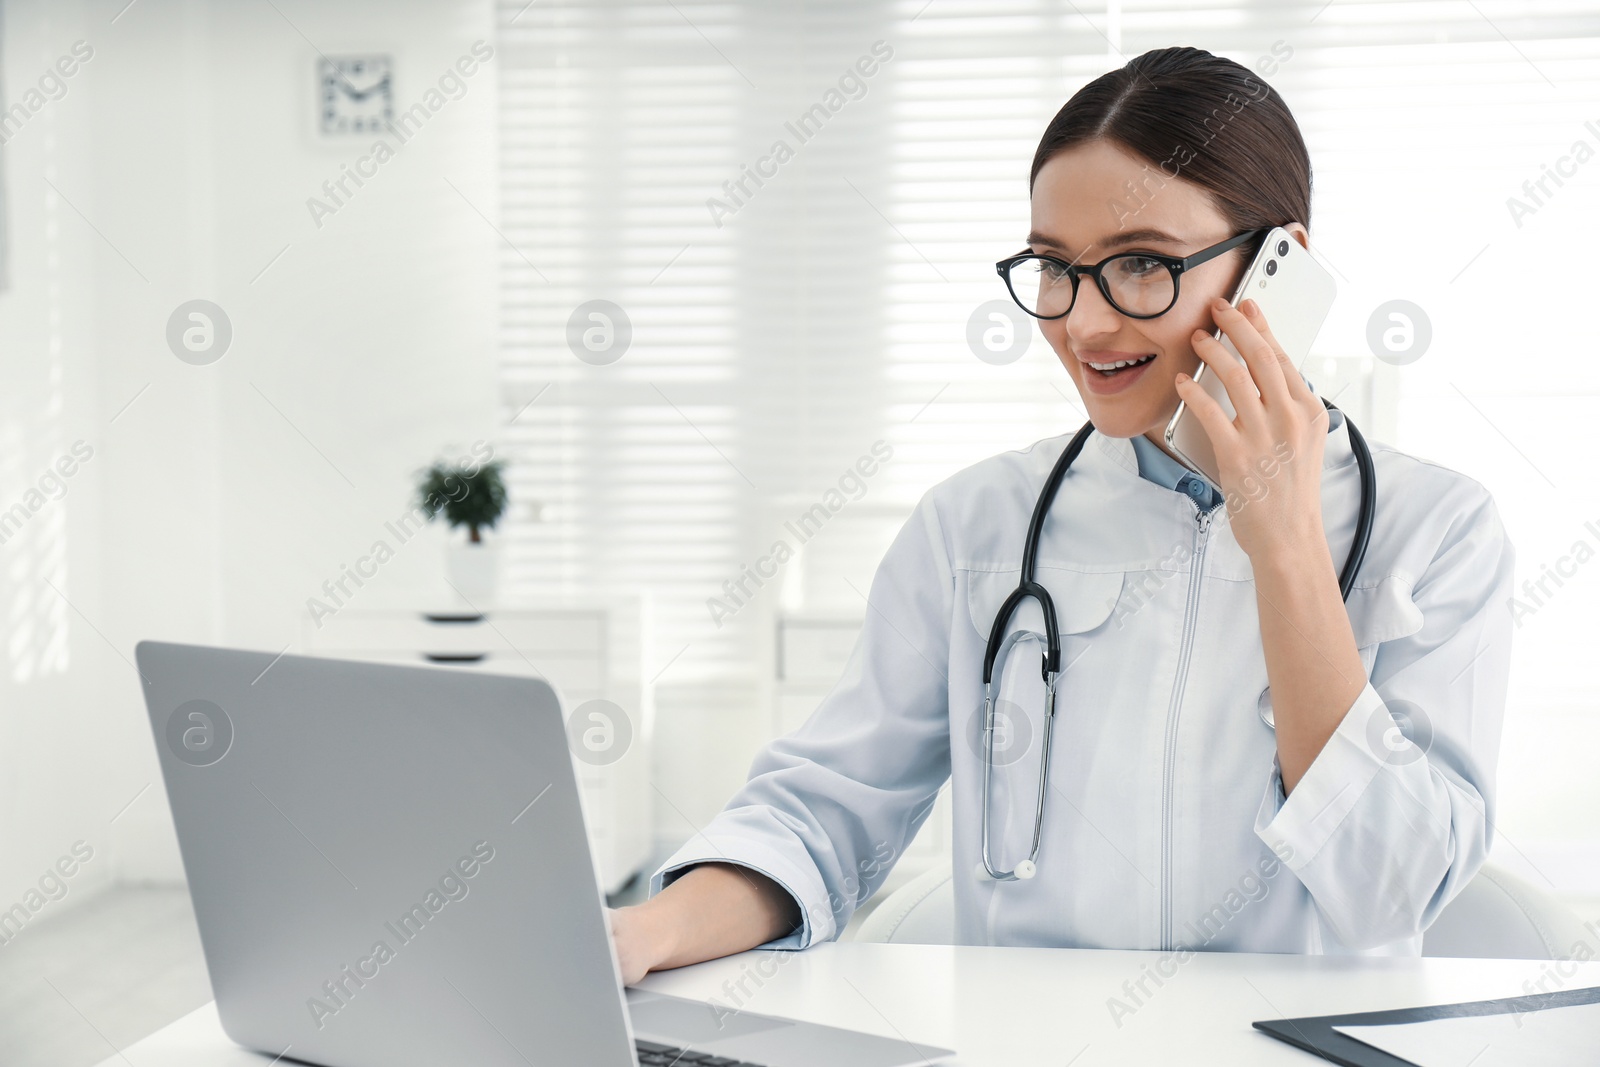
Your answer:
1343;574;1426;659
963;566;1126;648
1256;573;1423;726
962;566;1125;866
963;568;1125;757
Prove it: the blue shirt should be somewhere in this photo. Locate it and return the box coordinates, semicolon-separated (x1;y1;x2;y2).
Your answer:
1128;403;1344;511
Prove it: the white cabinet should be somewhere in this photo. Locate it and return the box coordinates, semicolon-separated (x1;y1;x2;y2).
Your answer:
302;606;653;896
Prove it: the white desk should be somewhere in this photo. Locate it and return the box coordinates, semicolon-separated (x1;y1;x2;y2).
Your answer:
95;942;1600;1065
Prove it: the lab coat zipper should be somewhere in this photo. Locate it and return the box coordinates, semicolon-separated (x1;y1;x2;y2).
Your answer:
1160;501;1215;950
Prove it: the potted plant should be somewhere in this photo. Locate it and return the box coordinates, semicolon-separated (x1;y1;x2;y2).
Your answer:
416;456;509;607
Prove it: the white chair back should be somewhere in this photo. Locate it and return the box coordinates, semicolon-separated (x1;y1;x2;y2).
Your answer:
852;861;1594;959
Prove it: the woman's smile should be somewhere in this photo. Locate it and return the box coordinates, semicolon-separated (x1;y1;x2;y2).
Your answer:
1074;349;1160;395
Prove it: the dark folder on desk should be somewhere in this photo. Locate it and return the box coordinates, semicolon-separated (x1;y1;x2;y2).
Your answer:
1253;984;1600;1065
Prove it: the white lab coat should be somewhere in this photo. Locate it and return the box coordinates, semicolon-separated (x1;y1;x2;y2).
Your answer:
650;412;1515;955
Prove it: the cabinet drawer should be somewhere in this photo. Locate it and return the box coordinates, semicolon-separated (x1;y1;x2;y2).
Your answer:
324;650;603;693
778;619;860;683
308;612;604;655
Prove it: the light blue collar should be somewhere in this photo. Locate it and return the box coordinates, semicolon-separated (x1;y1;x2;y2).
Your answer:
1128;433;1201;494
1127;387;1343;496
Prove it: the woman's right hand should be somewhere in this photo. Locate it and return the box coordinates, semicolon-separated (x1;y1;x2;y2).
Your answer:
607;903;670;986
604;863;801;986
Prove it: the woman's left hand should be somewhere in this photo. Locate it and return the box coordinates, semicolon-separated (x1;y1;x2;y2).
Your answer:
1174;295;1328;563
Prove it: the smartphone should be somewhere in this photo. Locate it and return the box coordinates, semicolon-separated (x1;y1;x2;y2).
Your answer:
1163;225;1336;489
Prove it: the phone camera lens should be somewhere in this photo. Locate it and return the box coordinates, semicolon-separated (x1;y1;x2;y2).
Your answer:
1276;240;1289;256
1265;260;1278;276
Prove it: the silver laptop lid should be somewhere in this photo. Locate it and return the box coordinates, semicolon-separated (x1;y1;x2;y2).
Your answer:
135;640;638;1067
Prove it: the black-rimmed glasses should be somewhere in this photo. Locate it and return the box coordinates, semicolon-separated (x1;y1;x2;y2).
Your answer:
995;228;1268;320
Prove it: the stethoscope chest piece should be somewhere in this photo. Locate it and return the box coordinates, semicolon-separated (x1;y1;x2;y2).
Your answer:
1257;685;1275;730
974;858;1038;882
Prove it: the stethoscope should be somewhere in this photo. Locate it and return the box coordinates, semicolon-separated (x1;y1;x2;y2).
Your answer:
979;400;1376;881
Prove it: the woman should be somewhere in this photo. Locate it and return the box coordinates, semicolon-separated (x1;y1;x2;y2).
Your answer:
609;45;1513;981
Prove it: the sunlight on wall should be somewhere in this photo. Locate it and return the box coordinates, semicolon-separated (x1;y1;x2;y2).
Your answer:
1;161;72;684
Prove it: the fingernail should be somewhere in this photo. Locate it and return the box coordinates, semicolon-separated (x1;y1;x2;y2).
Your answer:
1176;373;1190;383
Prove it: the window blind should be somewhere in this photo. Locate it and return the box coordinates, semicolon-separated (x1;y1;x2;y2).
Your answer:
493;2;1600;891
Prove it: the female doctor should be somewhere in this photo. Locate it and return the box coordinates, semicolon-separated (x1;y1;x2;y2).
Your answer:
608;45;1514;981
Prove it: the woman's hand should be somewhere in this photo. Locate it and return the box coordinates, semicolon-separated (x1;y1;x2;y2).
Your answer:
604;864;800;986
1177;294;1365;795
1174;295;1329;564
607;904;672;986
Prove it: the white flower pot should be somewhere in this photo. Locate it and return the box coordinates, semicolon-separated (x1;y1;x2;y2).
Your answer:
446;538;501;608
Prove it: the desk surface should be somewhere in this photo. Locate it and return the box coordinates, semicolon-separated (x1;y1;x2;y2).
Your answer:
94;942;1600;1066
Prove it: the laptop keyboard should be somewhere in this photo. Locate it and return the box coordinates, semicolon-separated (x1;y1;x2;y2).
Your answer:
635;1037;770;1066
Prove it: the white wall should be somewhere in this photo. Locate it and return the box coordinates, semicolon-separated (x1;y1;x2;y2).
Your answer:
0;0;117;924
0;0;501;904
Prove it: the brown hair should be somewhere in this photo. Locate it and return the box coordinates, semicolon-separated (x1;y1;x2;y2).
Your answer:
1029;46;1311;236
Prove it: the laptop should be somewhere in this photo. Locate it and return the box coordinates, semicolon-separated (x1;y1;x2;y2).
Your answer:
135;641;954;1067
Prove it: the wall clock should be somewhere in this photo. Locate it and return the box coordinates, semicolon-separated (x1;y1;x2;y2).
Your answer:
319;55;393;136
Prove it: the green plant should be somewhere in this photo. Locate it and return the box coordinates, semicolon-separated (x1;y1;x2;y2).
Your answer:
415;458;508;543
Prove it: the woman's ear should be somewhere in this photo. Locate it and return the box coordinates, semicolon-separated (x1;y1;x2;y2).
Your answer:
1282;221;1311;252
